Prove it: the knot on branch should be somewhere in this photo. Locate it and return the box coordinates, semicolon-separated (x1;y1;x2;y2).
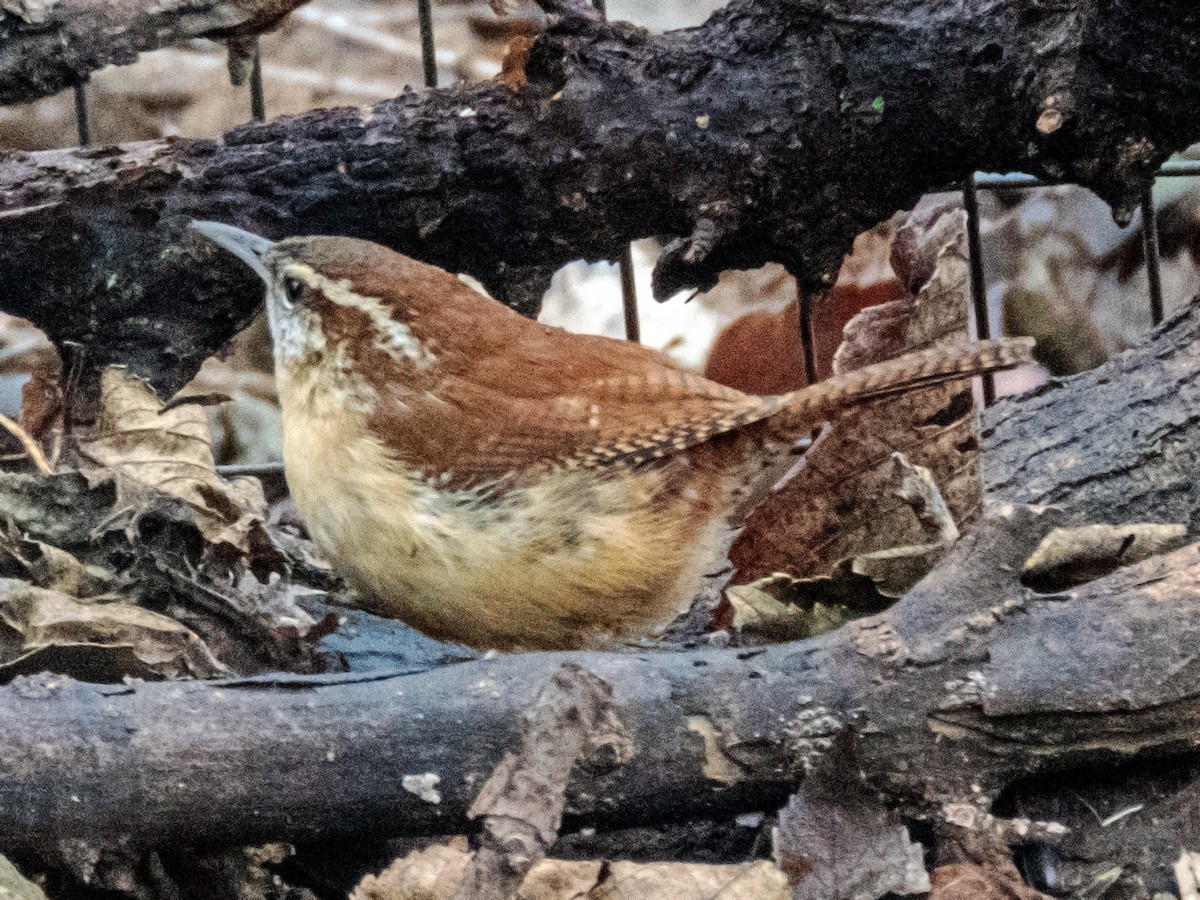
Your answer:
653;203;740;299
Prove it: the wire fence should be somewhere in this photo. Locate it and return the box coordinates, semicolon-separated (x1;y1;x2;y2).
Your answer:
64;4;1197;406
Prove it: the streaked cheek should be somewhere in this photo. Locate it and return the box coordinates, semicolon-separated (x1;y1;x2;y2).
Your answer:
267;295;327;363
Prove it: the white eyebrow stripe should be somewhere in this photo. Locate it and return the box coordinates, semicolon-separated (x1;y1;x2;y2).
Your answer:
285;262;435;368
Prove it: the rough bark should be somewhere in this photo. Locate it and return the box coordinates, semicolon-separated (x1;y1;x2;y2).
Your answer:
0;0;308;105
2;0;1200;394
1;506;1198;859
2;295;1200;865
983;300;1200;533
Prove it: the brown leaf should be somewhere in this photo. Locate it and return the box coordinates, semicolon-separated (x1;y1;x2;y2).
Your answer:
1021;523;1188;592
497;35;535;91
0;514;113;596
701;297;809;395
804;219;910;382
729;453;962;643
353;843;788;900
726;577;852;643
0;578;229;681
16;329;63;452
77;366;273;557
155;569;322;674
187;357;283;472
844;453;959;598
703;221;906;394
932;813;1056;900
774;737;929;900
11;538;113;597
831;299;912;376
592;860;788;899
929;863;1049;900
0;469;316;675
352;840;474;900
730;203;984;584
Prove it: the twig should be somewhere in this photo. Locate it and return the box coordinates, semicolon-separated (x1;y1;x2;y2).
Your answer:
0;412;53;474
451;663;632;900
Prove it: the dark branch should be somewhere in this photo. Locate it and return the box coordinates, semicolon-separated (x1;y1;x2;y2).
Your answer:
2;510;1199;855
0;0;309;105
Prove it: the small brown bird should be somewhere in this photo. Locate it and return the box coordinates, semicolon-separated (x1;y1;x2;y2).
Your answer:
193;222;1031;651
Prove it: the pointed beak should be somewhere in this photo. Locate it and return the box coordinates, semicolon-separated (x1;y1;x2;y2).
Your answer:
191;221;273;281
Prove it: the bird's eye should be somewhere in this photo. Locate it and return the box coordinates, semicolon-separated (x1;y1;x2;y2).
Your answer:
282;276;304;306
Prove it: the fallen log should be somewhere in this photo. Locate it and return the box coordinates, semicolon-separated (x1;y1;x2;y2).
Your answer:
1;503;1197;859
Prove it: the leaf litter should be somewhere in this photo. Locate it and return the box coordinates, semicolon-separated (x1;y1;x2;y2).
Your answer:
0;365;329;683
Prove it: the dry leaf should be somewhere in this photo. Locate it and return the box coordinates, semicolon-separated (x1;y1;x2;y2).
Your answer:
497;35;535;91
20;351;64;453
704;221;905;394
0;471;102;552
0;469;319;675
844;453;959;598
593;860;787;899
0;315;54;378
730;203;983;584
1021;523;1189;591
0;853;47;900
727;454;960;643
352;840;474;900
831;298;912;376
2;315;63;455
19;540;98;595
702;293;809;395
929;863;1051;900
353;842;787;900
726;577;853;642
187;358;282;468
1176;850;1200;900
726;579;825;641
77;366;273;557
0;524;113;597
0;578;228;682
155;570;324;674
774;737;929;900
518;860;605;900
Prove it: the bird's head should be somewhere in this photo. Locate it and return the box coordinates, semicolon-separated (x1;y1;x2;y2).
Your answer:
191;222;440;383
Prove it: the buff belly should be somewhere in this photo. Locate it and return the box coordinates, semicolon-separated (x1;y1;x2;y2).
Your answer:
281;401;731;650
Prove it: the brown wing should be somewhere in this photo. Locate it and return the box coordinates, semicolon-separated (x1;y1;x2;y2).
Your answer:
363;293;782;486
463;367;785;478
335;247;1033;490
326;247;784;487
376;363;784;487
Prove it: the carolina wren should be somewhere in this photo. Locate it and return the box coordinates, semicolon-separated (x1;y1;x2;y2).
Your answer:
192;222;1032;651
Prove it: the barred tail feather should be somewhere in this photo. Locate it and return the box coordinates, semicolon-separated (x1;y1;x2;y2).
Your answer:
779;337;1035;424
